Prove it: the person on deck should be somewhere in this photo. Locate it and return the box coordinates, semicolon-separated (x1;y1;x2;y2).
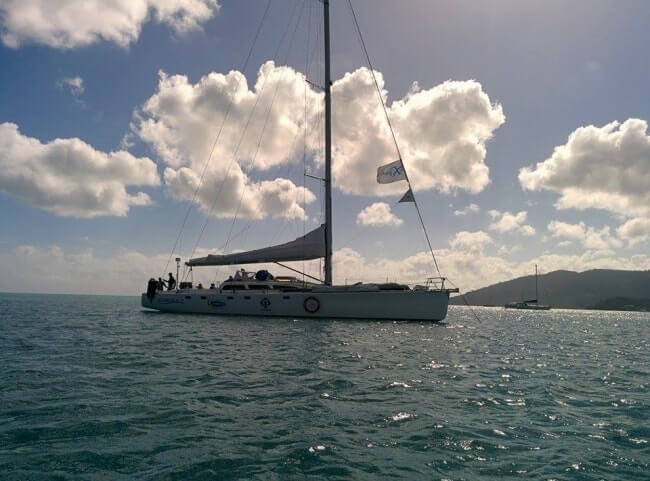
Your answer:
158;277;167;291
167;273;176;291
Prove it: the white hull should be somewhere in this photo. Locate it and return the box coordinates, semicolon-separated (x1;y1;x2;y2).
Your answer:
141;288;450;321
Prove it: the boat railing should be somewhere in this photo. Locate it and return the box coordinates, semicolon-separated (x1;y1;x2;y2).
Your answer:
340;277;459;292
424;277;460;292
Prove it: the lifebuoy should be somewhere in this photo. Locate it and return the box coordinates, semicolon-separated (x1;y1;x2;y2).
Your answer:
303;296;320;313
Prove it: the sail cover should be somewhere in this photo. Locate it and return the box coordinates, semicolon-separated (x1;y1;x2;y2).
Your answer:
186;224;326;267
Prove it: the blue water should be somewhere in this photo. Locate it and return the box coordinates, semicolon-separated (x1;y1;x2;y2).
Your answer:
1;293;648;480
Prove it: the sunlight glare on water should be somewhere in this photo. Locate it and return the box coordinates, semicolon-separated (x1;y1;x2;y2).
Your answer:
1;293;648;480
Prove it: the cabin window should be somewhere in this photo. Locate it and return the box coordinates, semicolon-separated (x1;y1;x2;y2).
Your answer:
283;296;290;300
200;296;207;300
244;296;251;300
247;284;271;290
227;296;234;300
221;284;246;291
185;296;191;299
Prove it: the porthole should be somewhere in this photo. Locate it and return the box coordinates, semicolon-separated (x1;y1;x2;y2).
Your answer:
303;296;320;313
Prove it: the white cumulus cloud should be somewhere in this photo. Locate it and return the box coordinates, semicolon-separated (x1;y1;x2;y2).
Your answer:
616;217;650;246
0;122;160;217
0;0;219;49
132;62;504;218
136;64;322;170
58;76;85;96
332;72;505;195
356;202;403;227
488;210;535;236
547;220;622;249
164;166;315;220
3;241;650;295
453;203;480;216
519;118;650;218
449;230;492;251
135;64;318;219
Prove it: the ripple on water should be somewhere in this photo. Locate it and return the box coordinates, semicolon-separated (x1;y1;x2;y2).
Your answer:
1;297;648;480
390;412;416;422
389;381;411;388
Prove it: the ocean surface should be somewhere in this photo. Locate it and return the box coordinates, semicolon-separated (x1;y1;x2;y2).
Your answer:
1;293;648;480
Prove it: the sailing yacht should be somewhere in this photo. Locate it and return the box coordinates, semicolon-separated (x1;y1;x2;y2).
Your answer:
141;0;458;321
504;264;551;310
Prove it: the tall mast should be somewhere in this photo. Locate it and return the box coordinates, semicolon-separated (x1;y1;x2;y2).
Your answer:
323;0;333;285
535;264;538;302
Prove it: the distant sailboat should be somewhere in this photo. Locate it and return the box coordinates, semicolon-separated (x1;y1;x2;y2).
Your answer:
505;264;551;310
141;0;458;321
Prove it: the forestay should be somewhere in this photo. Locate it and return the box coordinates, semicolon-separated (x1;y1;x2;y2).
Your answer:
186;224;326;267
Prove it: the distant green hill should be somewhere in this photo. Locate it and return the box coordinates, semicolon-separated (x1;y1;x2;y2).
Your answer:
450;269;650;310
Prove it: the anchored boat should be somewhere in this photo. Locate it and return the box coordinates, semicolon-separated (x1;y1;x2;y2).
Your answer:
505;264;551;310
142;0;458;321
142;270;453;321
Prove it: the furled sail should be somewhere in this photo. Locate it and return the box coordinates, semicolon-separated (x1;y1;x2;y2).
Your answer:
186;224;326;267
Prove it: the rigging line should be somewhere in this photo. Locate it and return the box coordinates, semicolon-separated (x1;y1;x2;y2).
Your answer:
263;16;322;250
219;0;308;255
211;222;252;284
411;194;442;277
221;0;320;259
302;2;312;281
345;0;442;278
160;0;272;278
184;0;306;276
220;222;252;250
225;3;310;252
215;30;322;282
302;4;325;226
445;277;483;324
275;262;322;283
308;8;323;91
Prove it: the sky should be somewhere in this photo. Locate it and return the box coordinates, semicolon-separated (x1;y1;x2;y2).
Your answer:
1;0;650;295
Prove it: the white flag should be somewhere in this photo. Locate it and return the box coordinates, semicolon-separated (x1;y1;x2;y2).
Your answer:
377;159;406;184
